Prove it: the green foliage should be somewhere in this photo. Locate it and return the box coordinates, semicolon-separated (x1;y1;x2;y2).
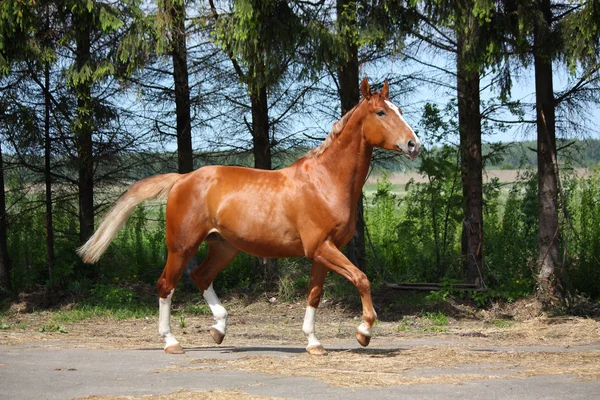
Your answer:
0;0;42;74
565;167;600;298
399;145;463;281
211;0;306;90
58;304;155;320
6;157;600;306
366;170;402;279
422;311;449;326
88;284;137;308
98;203;167;284
276;259;310;302
185;303;211;315
5;181;81;289
555;1;600;73
367;148;462;284
38;324;68;334
483;172;537;299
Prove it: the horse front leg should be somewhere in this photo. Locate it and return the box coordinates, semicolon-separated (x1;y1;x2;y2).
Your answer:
303;262;328;355
313;240;377;347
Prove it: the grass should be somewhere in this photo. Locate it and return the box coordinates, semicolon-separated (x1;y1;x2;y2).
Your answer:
38;324;68;334
422;311;449;326
184;303;211;315
392;311;450;333
384;293;431;312
491;319;513;328
52;304;157;323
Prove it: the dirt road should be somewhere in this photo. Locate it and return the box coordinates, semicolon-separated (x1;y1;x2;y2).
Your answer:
2;340;600;399
1;296;599;399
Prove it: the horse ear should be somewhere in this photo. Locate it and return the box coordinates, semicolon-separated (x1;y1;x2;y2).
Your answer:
360;77;371;99
381;79;389;98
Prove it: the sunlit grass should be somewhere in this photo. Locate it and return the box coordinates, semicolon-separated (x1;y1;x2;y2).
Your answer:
51;304;157;323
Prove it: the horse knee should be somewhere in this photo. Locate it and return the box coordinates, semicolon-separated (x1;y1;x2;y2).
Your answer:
307;285;323;308
157;277;175;299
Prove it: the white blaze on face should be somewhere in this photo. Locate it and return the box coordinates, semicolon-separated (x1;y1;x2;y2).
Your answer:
203;283;228;334
384;100;421;147
158;289;179;349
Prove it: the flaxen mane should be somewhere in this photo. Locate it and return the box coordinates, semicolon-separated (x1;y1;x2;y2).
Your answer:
304;102;361;158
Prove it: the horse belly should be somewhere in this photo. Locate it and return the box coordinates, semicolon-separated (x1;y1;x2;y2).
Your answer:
211;195;304;258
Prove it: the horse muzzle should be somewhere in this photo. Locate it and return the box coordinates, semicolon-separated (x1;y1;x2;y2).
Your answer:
397;139;421;160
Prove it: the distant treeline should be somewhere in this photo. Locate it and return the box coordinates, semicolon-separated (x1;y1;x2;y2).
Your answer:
96;138;600;175
4;139;599;186
483;139;600;170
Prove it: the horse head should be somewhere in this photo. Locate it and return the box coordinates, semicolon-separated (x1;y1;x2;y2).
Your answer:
359;78;421;160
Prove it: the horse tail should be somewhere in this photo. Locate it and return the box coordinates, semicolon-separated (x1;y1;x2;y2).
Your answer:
77;173;182;264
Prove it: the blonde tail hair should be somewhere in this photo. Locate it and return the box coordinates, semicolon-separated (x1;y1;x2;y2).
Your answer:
77;173;182;264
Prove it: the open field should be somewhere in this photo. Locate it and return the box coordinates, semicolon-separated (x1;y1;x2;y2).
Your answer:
1;290;599;399
366;168;591;186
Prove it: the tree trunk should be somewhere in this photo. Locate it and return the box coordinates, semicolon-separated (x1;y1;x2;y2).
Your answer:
250;80;277;284
44;63;54;282
168;1;197;288
337;0;366;272
0;143;11;293
456;28;483;286
250;84;272;171
170;1;193;175
534;0;562;305
74;11;95;278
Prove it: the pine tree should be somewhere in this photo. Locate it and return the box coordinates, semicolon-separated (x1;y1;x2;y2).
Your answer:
503;0;600;306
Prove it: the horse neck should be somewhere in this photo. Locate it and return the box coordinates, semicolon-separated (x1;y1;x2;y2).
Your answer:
315;115;373;203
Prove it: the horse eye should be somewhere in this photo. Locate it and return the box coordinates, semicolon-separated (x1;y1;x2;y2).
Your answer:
376;110;386;117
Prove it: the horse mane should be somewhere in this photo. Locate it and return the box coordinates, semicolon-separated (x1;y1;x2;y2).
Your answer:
304;101;362;159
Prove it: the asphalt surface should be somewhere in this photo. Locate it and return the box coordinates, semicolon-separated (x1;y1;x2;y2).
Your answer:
2;341;600;399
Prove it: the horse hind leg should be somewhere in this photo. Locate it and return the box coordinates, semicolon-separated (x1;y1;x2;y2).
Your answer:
303;262;328;356
191;239;239;345
157;250;192;354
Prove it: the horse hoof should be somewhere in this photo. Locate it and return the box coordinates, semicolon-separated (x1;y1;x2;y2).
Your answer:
306;344;328;356
210;327;225;345
164;343;185;354
356;330;371;347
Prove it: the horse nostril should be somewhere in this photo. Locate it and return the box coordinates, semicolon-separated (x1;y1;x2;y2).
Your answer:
407;140;416;152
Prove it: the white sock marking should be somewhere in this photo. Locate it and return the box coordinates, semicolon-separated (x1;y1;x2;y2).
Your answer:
303;306;321;348
203;283;228;334
158;289;179;349
357;322;371;337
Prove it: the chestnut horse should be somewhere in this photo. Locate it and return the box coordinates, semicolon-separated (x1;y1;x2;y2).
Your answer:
78;78;421;355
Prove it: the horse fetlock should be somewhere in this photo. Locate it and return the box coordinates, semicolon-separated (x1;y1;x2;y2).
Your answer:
162;332;181;350
357;321;372;337
212;312;227;333
211;304;227;321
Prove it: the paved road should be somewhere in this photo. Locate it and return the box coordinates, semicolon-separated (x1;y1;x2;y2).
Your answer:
2;342;599;399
